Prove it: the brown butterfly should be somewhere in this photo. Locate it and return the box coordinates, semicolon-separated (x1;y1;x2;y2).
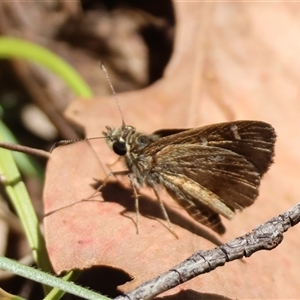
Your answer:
103;120;276;235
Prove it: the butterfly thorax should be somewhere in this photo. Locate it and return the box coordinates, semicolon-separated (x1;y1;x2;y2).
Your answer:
103;125;160;186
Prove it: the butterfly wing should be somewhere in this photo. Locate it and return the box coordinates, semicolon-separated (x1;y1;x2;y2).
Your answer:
143;121;276;233
151;121;276;176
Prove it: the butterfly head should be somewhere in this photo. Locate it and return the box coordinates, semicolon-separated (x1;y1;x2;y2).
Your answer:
103;125;137;156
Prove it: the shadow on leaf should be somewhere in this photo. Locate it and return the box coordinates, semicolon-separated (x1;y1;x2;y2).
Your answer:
96;181;223;245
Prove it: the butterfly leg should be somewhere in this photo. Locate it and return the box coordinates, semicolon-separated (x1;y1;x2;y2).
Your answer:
126;176;178;238
107;156;122;168
152;186;178;239
105;157;123;182
128;174;141;234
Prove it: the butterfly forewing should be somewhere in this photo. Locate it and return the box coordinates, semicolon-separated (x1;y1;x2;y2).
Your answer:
152;121;275;175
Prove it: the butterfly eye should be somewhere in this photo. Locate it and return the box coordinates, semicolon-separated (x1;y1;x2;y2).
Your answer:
113;139;127;156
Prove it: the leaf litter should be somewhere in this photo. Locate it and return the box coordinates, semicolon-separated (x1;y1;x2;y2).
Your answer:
44;2;300;298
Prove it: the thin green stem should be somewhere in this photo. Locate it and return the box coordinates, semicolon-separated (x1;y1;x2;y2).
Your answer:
0;37;92;97
0;256;110;300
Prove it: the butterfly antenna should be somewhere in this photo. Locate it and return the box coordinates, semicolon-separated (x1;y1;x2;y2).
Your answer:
100;62;126;127
52;63;122;152
50;137;105;152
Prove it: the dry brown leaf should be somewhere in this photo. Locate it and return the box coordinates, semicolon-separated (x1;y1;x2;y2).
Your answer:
44;2;300;298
